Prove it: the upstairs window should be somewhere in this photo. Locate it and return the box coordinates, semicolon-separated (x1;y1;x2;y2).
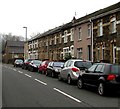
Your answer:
54;36;57;45
98;21;103;36
70;29;74;41
88;24;91;38
64;31;68;43
110;17;116;33
78;27;82;40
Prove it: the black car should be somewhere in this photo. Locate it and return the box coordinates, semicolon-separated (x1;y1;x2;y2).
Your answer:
77;63;120;96
14;59;23;67
28;60;42;72
46;61;64;77
22;59;33;70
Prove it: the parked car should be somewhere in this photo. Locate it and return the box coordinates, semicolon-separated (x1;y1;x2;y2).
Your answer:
77;63;120;96
28;60;42;72
46;61;64;77
58;59;92;84
14;59;23;67
38;60;50;74
22;59;33;69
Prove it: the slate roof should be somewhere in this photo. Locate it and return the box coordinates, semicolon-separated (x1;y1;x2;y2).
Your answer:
8;47;24;53
6;41;24;47
27;2;120;42
5;41;24;54
74;2;120;25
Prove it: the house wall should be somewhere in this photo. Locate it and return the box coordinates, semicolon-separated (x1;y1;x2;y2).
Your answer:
74;22;91;60
93;11;120;63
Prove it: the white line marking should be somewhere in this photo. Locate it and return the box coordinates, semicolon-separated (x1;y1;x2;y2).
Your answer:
34;79;47;86
13;68;17;71
53;88;81;103
25;74;31;78
18;71;23;74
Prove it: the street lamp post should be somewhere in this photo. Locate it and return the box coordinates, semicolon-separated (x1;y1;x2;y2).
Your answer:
23;26;27;41
23;26;27;60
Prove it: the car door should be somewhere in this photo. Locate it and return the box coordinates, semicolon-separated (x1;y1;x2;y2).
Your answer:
82;64;97;85
61;61;70;79
89;64;105;86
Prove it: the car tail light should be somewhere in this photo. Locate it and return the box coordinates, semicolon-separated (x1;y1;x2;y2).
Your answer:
71;68;79;72
107;74;116;81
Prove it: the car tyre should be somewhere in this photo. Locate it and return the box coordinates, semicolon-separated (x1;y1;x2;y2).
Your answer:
77;78;84;89
46;71;48;76
51;72;54;78
98;82;106;96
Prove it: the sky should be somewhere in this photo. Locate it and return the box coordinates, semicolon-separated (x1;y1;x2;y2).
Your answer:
0;0;120;39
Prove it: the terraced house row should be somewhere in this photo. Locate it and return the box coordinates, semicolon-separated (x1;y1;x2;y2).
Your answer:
25;2;120;64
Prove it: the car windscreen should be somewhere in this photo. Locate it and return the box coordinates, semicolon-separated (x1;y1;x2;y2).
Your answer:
74;61;92;69
53;62;64;67
110;65;120;74
15;60;23;62
33;60;42;65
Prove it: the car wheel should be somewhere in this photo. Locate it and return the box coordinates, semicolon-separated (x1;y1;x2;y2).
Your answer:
45;71;48;76
51;72;54;78
31;67;34;72
67;76;72;85
98;83;106;96
77;78;84;89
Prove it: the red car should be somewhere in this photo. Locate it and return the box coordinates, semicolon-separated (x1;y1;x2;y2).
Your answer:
38;61;49;74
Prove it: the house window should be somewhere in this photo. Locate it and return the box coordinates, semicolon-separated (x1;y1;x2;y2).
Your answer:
110;17;116;33
70;29;74;41
77;48;82;59
54;36;57;45
88;24;91;38
64;31;67;43
49;39;52;45
63;47;69;59
98;21;103;36
59;34;62;43
97;47;100;62
113;44;116;63
87;45;91;61
102;46;105;60
78;28;82;40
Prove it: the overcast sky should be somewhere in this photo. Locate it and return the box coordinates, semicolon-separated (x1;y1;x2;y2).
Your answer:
0;0;120;39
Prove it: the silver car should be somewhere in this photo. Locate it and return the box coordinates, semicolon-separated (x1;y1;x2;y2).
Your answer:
58;59;92;84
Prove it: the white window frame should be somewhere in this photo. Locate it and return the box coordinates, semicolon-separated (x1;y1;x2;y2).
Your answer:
70;29;74;41
102;46;105;60
110;17;116;33
78;27;82;40
98;21;103;36
88;24;91;38
64;31;68;43
113;44;116;63
54;36;57;45
77;48;82;59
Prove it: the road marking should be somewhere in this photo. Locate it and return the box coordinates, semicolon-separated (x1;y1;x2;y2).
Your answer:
34;79;47;86
53;88;81;103
13;68;17;71
25;74;32;78
18;71;23;74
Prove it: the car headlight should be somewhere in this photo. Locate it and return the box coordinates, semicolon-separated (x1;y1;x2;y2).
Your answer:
55;69;59;72
33;64;37;68
73;72;79;77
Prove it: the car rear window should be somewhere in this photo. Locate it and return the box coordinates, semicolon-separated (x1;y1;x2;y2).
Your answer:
53;62;64;67
74;61;92;69
110;65;120;74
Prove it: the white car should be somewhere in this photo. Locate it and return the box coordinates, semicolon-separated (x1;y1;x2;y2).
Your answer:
58;59;92;84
